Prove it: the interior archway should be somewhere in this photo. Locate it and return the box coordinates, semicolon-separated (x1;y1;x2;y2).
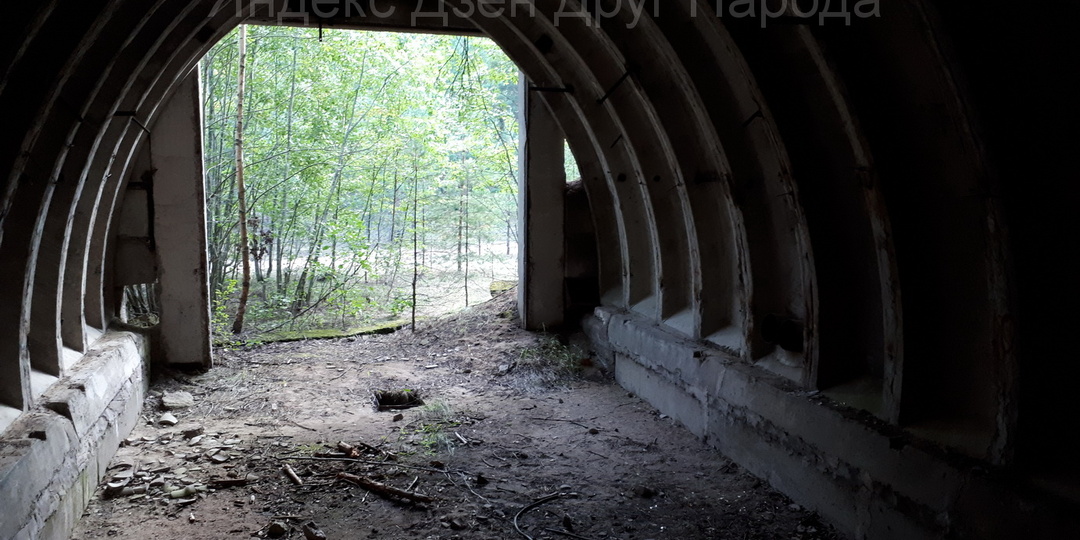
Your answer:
3;1;1079;538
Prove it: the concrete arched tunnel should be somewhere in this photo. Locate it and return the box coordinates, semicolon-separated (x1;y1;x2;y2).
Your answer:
1;1;1078;538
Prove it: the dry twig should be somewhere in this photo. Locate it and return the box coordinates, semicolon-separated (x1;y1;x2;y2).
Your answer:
337;472;434;503
514;492;565;540
282;464;303;485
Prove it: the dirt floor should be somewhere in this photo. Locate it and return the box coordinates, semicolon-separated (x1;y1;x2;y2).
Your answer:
71;292;843;540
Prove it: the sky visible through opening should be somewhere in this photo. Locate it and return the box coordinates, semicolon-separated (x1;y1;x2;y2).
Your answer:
199;26;532;340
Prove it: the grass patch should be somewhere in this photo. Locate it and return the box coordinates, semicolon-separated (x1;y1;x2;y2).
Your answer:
397;401;466;456
508;335;586;392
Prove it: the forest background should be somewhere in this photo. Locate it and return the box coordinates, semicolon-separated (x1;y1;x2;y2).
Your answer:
192;25;561;342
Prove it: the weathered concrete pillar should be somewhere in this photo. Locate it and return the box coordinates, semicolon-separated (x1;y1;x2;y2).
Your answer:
150;71;212;368
518;79;566;330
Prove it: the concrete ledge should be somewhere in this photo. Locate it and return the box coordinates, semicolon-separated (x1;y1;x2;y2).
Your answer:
590;308;1080;539
0;331;148;540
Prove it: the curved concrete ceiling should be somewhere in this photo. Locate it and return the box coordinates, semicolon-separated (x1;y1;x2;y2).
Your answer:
1;0;1078;511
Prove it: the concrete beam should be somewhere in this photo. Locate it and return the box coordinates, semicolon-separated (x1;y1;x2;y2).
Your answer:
518;79;566;330
0;331;148;540
594;307;1078;539
149;72;212;368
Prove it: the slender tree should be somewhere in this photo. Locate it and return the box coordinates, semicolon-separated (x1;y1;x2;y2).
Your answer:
231;25;252;334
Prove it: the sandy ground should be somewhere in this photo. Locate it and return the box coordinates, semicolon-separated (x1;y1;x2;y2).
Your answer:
71;292;841;540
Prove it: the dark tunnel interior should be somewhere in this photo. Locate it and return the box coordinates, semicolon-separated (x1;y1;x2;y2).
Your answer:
2;1;1079;538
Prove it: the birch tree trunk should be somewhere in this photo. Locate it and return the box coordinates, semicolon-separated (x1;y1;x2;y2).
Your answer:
231;25;251;334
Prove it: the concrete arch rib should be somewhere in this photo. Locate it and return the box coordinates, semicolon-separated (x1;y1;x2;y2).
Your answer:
666;5;816;379
808;1;1014;461
549;2;700;332
599;1;751;342
725;21;904;414
31;0;163;377
0;0;125;408
57;0;177;353
85;1;229;333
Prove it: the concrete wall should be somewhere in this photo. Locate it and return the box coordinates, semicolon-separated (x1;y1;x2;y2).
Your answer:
0;332;149;540
587;307;1080;539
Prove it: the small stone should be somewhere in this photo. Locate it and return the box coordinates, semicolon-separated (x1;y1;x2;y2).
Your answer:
181;426;204;439
162;391;195;410
302;521;327;540
632;486;658;498
392;413;404;422
158;413;178;426
440;513;469;531
588;428;600;435
266;521;288;538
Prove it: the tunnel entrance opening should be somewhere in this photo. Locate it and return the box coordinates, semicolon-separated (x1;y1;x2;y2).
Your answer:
197;26;523;343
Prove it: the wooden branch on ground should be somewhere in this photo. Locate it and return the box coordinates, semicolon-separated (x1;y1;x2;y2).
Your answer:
337;472;434;503
526;417;590;429
275;455;446;473
337;440;389;458
282;464;304;485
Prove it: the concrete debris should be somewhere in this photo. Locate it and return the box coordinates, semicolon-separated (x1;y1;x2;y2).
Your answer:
302;521;327;540
181;425;204;439
266;521;288;538
162;391;195;409
158;413;178;426
440;513;469;530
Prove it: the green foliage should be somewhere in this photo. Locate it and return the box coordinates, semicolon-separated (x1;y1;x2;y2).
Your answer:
510;336;586;392
202;27;520;339
398;401;462;455
211;278;239;343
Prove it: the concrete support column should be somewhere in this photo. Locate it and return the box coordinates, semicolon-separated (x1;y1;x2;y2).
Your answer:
518;79;566;331
150;71;212;368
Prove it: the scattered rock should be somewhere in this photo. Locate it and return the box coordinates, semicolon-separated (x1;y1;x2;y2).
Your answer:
440;513;469;530
161;391;195;410
302;521;327;540
181;425;204;439
562;515;575;532
266;521;288;538
392;413;404;422
632;486;658;498
157;413;178;426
